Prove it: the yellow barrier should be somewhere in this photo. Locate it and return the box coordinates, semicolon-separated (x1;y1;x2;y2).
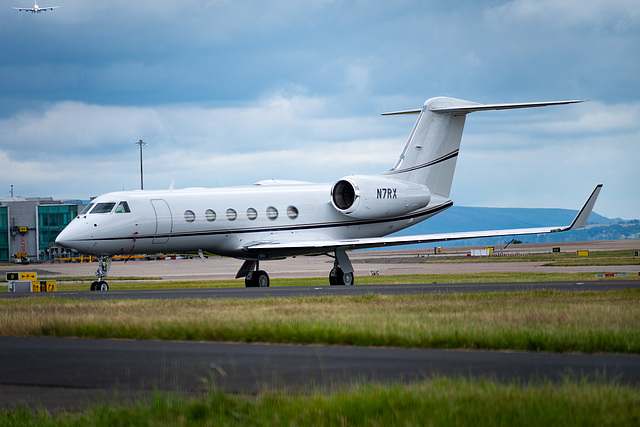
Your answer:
31;281;57;292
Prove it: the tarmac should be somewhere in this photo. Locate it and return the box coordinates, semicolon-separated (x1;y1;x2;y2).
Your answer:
2;239;639;283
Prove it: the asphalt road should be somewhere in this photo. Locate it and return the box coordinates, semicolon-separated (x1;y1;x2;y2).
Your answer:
2;336;639;411
2;280;639;301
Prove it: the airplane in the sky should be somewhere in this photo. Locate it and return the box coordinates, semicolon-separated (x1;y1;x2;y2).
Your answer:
55;96;602;291
12;2;59;13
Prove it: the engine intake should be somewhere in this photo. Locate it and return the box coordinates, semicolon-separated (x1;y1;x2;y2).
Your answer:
332;180;357;210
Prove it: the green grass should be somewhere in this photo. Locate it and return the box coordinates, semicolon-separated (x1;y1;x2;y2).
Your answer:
2;378;639;426
2;290;639;353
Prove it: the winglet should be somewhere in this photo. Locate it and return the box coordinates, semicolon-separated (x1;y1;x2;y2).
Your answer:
566;184;603;231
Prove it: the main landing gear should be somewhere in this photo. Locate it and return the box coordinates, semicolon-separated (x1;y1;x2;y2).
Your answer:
329;263;354;286
328;249;354;286
236;260;270;287
90;256;111;291
236;249;355;288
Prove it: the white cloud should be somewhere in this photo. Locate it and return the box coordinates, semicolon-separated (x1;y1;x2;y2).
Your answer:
540;102;640;134
0;102;165;159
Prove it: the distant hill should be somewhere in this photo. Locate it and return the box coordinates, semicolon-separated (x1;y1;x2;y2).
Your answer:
390;206;640;248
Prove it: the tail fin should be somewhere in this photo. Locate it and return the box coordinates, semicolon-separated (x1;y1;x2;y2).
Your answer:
382;97;584;198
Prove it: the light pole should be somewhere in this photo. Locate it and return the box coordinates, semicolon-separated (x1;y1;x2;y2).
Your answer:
135;139;147;190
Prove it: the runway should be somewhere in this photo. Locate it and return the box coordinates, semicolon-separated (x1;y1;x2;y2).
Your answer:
2;280;640;301
2;336;639;410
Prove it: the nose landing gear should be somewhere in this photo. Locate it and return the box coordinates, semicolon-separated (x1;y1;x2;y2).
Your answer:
90;256;111;291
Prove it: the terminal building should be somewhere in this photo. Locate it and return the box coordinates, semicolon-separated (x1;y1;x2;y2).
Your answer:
0;196;86;263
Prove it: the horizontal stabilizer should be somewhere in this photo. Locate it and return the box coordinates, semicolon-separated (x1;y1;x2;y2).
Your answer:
381;108;422;116
383;99;584;116
431;99;585;114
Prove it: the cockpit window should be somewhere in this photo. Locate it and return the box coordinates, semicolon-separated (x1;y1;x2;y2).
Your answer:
115;201;131;213
91;202;116;214
79;203;94;215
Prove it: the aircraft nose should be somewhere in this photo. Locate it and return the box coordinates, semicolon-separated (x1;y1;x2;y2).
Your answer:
55;229;69;248
55;226;76;249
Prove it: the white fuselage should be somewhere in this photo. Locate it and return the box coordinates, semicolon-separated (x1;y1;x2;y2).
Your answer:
55;181;451;260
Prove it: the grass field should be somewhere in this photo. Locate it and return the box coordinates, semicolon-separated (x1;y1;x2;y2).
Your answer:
3;378;639;426
2;289;639;353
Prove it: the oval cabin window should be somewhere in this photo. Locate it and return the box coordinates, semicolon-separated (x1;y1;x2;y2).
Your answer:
287;206;299;219
184;210;196;222
226;208;237;221
266;206;278;220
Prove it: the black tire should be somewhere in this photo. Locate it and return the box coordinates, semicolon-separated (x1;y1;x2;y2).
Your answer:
90;281;98;291
97;281;109;291
255;270;270;287
329;267;354;286
329;267;338;286
342;271;354;286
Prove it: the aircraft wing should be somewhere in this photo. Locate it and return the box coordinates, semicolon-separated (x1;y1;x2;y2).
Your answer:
242;184;603;254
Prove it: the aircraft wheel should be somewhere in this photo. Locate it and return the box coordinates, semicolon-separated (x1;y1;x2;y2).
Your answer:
342;271;354;286
329;267;353;286
255;270;270;287
90;281;98;291
97;281;109;291
329;267;338;285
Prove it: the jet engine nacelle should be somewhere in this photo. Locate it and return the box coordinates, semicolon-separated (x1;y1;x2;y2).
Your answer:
331;175;431;219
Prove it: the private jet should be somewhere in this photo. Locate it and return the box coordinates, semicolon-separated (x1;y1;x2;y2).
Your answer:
55;96;602;291
12;2;59;12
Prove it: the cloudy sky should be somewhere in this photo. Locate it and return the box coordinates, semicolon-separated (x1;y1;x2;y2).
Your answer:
1;0;638;219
